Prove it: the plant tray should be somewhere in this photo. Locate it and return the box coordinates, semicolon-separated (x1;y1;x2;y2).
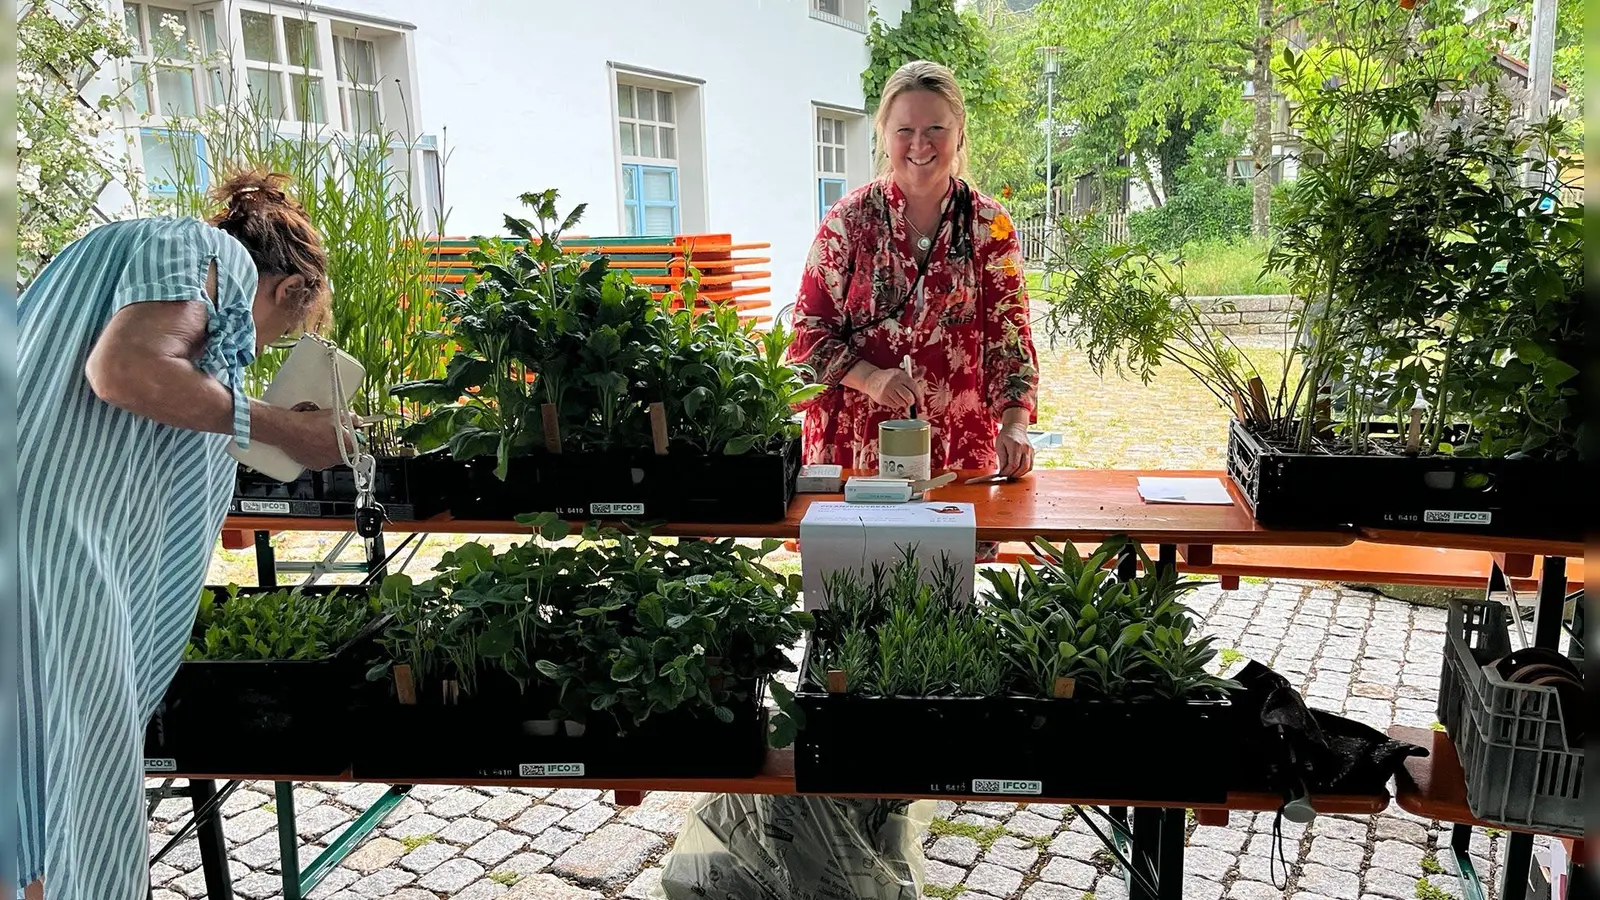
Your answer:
232;452;458;521
446;437;802;523
1226;420;1582;540
792;638;1236;802
143;586;385;777
349;682;768;781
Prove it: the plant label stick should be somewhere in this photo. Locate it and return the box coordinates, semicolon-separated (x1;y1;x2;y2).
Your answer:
649;402;669;455
826;669;848;694
1052;676;1076;699
1246;377;1271;424
442;680;459;706
1231;391;1249;424
1406;407;1423;454
541;403;562;454
393;664;417;705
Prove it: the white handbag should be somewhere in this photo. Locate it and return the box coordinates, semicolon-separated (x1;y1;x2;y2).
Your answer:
227;333;364;482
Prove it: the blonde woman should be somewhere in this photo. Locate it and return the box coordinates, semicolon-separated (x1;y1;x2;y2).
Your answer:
787;60;1040;479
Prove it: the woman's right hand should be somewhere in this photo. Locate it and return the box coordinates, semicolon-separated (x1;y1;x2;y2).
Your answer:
253;403;361;470
847;363;923;413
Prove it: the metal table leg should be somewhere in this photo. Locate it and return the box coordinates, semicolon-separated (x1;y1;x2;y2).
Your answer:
188;780;235;900
254;531;277;588
274;781;411;900
1126;807;1184;900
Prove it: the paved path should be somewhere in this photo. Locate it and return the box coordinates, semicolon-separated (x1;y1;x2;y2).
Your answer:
147;579;1534;900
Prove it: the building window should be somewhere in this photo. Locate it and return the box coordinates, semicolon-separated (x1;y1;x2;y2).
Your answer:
617;81;679;234
241;10;327;124
810;0;866;31
817;113;848;220
140;128;207;195
333;34;382;133
1231;158;1285;185
125;3;204;118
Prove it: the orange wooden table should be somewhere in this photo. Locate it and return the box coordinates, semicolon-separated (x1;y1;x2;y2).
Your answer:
224;468;1356;548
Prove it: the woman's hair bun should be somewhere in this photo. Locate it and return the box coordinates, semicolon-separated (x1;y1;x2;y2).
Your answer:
211;169;294;209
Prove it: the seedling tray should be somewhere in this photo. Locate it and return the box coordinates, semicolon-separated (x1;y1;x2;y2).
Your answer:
232;452;457;521
1226;419;1582;540
143;586;386;777
793;639;1235;802
446;437;802;523
350;681;767;781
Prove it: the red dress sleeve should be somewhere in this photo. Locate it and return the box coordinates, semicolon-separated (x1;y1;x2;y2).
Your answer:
977;210;1040;421
784;207;860;411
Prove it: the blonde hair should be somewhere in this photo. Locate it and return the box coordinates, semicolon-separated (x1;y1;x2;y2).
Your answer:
873;60;968;178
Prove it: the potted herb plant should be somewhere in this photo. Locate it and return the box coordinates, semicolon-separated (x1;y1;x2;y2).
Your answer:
794;539;1239;801
355;514;812;780
391;190;818;522
1037;2;1582;539
144;584;386;776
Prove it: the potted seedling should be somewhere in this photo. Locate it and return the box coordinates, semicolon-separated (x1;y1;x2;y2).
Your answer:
794;539;1240;802
355;514;813;780
144;584;386;776
391;190;816;522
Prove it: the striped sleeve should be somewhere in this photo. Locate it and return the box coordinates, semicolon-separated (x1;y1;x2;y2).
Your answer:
114;218;259;448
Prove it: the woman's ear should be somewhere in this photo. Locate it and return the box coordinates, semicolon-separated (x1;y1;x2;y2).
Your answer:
272;273;310;311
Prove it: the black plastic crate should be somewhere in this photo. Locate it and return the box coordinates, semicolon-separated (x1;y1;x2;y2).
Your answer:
143;586;385;777
447;437;802;523
1226;419;1581;540
793;639;1235;802
232;452;458;521
350;678;768;781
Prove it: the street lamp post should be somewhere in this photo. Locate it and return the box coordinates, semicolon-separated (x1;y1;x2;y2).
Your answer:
1040;46;1059;286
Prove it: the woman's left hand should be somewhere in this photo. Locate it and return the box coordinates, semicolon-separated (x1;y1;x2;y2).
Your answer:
996;421;1034;478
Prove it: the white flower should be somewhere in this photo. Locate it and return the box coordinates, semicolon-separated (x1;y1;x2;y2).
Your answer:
18;164;41;195
692;644;705;656
160;13;186;40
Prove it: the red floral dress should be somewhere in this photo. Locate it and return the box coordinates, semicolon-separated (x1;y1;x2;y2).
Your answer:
786;177;1039;472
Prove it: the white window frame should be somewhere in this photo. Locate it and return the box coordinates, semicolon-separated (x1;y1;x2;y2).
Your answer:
332;31;383;134
616;79;681;236
816;112;848;221
237;7;331;126
812;104;867;223
123;2;208;121
809;0;867;31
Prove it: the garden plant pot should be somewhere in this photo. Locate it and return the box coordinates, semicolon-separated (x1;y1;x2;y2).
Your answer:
792;637;1236;802
232;452;459;521
350;676;768;781
1226;419;1582;540
143;586;386;777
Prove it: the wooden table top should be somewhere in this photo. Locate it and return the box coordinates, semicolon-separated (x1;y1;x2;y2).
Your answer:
226;468;1357;548
166;746;1389;814
1389;725;1581;839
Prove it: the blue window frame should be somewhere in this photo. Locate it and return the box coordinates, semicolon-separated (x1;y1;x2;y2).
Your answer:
140;128;208;196
622;163;679;236
818;177;846;220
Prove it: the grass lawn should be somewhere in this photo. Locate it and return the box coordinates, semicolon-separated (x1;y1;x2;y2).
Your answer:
1025;237;1291;298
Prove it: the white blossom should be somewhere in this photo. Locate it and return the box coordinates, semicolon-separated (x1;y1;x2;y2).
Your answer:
160;13;186;40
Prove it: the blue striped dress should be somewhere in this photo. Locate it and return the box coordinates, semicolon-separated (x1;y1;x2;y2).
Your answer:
15;217;258;899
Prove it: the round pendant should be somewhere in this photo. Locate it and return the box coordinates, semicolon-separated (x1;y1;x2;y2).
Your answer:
917;236;932;251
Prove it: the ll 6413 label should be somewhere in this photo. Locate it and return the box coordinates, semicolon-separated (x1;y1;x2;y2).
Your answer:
971;778;1043;795
519;762;585;778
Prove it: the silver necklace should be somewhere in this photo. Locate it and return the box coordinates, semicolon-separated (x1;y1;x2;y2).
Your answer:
906;216;934;252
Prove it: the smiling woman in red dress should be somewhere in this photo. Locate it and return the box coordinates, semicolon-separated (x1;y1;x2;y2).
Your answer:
786;60;1040;479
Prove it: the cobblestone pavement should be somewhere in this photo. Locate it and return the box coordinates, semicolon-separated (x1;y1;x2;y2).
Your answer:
148;578;1541;900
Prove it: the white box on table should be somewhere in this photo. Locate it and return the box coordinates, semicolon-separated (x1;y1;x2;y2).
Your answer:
798;501;976;611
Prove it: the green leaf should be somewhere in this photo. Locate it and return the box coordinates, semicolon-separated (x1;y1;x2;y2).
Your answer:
712;705;735;724
478;625;514;657
610;656;643;682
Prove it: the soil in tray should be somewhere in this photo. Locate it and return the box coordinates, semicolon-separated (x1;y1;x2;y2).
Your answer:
1226;419;1582;539
794;689;1235;802
351;679;768;780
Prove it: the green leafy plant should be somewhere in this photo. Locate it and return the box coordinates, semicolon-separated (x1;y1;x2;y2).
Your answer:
184;585;380;662
395;191;819;476
805;537;1238;703
371;518;813;745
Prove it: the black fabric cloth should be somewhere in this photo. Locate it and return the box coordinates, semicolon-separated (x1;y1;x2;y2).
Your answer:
1232;661;1427;796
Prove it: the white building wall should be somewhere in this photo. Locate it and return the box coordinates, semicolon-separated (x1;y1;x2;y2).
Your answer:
332;0;911;307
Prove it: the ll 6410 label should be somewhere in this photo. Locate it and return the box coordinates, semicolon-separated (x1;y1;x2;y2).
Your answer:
239;500;291;514
1424;509;1492;526
519;763;585;778
971;778;1043;795
145;758;178;772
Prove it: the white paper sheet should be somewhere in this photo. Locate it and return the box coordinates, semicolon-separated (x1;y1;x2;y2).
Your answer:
1136;476;1235;505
